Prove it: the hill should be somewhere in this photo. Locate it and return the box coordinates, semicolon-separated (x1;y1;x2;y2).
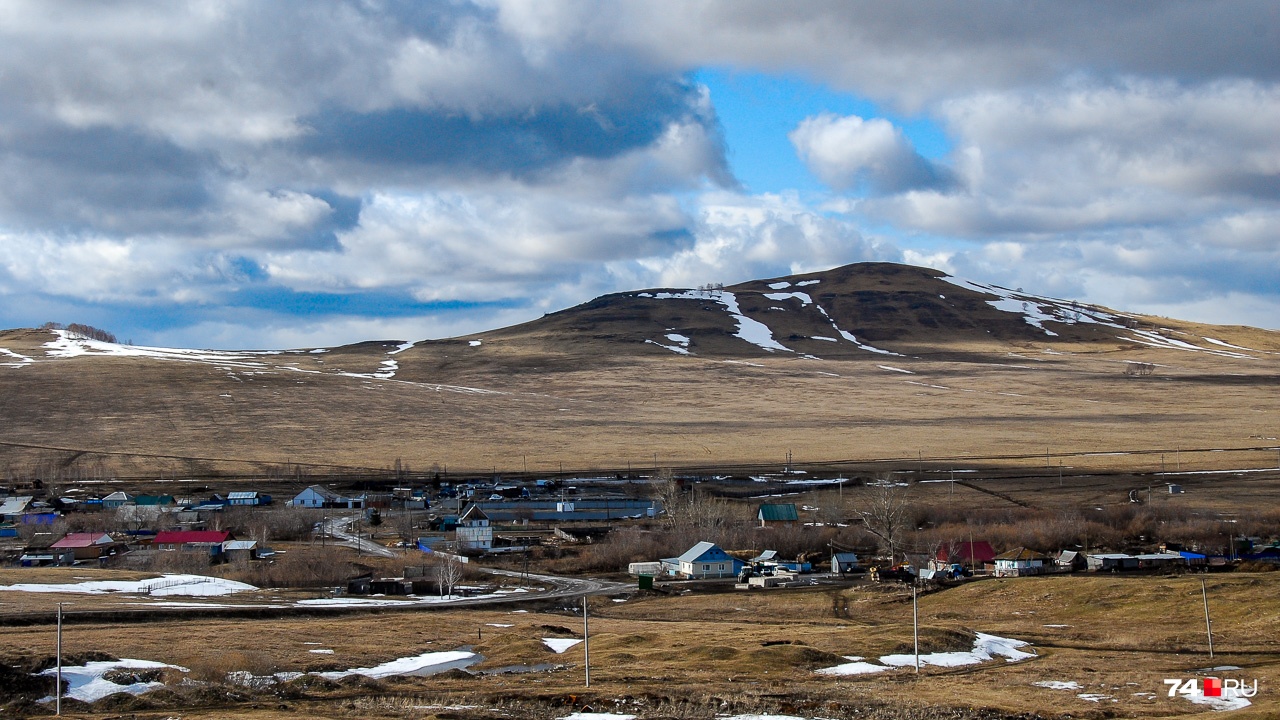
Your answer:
0;262;1277;484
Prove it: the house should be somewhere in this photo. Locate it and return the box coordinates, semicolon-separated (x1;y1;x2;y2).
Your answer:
832;552;861;574
50;532;119;561
1135;552;1187;570
153;530;233;559
222;539;258;563
289;485;359;509
456;504;493;552
662;541;744;579
757;503;799;527
101;491;134;509
0;495;34;522
20;535;76;567
934;541;997;572
227;491;272;506
134;494;176;507
992;547;1049;577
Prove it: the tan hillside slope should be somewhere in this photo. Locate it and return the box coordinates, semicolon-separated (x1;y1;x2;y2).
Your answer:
0;262;1277;479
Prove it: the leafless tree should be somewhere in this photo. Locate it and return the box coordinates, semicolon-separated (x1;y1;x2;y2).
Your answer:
853;475;914;563
435;551;465;598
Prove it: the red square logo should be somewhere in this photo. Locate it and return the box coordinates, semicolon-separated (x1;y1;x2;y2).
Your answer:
1204;677;1222;697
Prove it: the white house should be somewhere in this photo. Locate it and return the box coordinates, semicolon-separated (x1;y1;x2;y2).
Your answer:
289;485;359;509
992;547;1049;577
662;541;743;579
456;504;493;552
101;491;134;509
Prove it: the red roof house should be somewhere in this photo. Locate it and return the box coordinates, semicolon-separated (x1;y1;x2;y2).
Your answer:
153;530;233;555
934;540;997;567
51;532;117;560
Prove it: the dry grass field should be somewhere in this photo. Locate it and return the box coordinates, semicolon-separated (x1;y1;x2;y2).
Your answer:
1;571;1277;719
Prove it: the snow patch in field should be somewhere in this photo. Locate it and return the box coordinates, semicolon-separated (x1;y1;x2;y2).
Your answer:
317;650;480;679
0;347;34;367
43;330;276;367
559;713;638;720
469;340;482;346
878;365;914;374
0;574;257;596
389;341;416;355
813;305;900;355
819;633;1033;675
797;279;820;286
647;290;792;353
810;335;837;342
1186;692;1252;712
767;281;791;289
39;659;187;703
543;638;583;653
1034;680;1081;690
763;291;813;306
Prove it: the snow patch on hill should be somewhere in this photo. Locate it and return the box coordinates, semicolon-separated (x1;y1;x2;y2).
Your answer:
0;347;34;368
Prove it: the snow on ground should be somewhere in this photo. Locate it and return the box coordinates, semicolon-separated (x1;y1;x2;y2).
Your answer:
1034;680;1082;690
647;332;692;355
722;715;808;720
878;365;914;374
1076;693;1115;703
296;588;529;608
812;305;901;356
0;347;34;367
317;650;480;679
645;291;792;353
767;281;791;289
796;279;820;286
1185;690;1253;712
389;341;416;355
543;638;583;653
39;659;187;703
43;330;278;367
0;574;257;596
469;340;482;346
763;291;813;306
818;633;1033;675
559;713;638;720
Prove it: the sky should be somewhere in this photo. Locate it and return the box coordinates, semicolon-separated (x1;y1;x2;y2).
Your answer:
0;1;1277;349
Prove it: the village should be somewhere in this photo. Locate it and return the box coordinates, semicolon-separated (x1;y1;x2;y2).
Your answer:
4;470;1278;599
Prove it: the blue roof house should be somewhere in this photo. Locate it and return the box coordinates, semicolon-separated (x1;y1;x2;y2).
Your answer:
664;541;743;579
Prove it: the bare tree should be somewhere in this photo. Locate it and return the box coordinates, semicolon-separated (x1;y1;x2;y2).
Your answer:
853;476;914;563
435;551;465;598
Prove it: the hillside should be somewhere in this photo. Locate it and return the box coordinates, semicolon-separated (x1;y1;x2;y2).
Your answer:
0;262;1277;483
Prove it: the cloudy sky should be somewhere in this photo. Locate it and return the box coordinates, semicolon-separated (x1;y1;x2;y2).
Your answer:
1;1;1277;349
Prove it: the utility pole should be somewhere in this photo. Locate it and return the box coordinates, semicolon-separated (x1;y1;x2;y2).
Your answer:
583;596;591;687
912;580;920;673
1201;578;1214;659
55;602;64;716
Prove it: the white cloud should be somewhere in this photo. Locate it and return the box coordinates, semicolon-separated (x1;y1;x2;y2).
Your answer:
790;113;951;193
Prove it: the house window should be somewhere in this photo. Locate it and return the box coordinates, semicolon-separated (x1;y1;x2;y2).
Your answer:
719;564;724;570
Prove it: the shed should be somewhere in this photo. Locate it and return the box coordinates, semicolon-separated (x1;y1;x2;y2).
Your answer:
222;539;258;563
1057;550;1087;571
228;491;272;506
757;503;799;527
1086;553;1139;572
832;552;861;574
21;535;75;567
0;496;34;521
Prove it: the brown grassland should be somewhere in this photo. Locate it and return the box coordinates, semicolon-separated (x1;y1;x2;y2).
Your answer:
1;567;1277;719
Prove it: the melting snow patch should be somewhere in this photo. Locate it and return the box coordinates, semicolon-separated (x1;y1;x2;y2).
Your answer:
819;633;1033;675
0;348;34;368
1076;693;1114;703
796;279;820;286
543;638;583;653
39;659;187;703
317;650;480;679
559;713;638;720
810;335;837;342
767;281;791;289
469;340;482;346
389;341;416;355
878;365;914;374
649;290;792;353
1034;680;1081;690
0;574;257;596
763;291;813;306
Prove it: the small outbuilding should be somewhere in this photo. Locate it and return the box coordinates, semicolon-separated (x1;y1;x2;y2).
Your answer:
831;552;860;574
757;503;799;527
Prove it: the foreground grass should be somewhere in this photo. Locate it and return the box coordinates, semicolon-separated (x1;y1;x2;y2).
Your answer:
2;572;1277;718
